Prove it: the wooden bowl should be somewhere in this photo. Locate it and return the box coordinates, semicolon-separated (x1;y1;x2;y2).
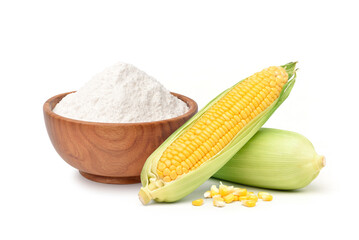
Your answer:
43;92;198;184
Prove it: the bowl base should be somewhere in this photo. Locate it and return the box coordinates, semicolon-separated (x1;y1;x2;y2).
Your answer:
79;171;141;184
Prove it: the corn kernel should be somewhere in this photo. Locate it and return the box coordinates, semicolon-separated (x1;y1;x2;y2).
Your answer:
210;185;219;196
192;199;204;206
262;193;273;201
163;176;171;182
213;195;225;207
158;162;166;171
163;168;170;176
233;188;247;196
204;191;211;198
219;182;233;196
239;195;249;201
258;192;269;199
247;193;258;202
223;194;235;204
242;200;256;207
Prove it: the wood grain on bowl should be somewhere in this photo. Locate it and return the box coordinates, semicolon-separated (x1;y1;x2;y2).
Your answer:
43;92;198;184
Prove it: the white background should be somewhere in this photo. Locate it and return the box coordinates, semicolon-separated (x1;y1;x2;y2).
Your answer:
1;0;358;239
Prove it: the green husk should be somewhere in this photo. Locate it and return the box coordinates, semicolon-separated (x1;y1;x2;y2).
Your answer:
139;62;297;204
213;128;325;190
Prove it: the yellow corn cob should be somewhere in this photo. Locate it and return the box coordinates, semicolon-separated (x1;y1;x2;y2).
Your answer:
156;66;289;183
192;199;204;206
139;63;297;204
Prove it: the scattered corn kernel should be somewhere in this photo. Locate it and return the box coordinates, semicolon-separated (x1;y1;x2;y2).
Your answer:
210;185;219;196
242;200;256;207
192;199;204;206
223;193;235;203
219;182;233;196
213;195;225;207
233;188;247;196
247;193;258;202
204;191;211;198
258;192;269;199
197;183;274;207
238;195;249;201
261;193;273;201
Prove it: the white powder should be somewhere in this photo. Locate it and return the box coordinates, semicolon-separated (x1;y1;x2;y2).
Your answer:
53;62;189;123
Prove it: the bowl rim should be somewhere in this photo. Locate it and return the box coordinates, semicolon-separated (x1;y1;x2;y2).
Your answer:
43;91;198;126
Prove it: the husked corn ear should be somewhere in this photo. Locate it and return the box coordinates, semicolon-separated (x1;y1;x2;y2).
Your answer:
139;63;297;204
213;128;325;190
157;66;289;183
192;199;204;206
